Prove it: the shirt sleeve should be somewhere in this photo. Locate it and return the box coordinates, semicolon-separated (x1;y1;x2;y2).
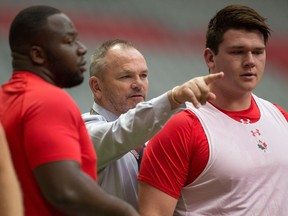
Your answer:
83;93;185;171
274;104;288;121
138;110;209;199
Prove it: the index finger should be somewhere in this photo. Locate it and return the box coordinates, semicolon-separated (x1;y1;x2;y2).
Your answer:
203;72;224;85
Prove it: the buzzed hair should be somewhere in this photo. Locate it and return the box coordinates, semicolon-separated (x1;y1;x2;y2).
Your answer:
206;4;271;54
89;39;136;78
9;5;61;53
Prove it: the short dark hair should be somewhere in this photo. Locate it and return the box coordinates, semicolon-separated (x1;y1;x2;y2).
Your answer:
89;39;136;78
9;5;61;53
206;5;271;54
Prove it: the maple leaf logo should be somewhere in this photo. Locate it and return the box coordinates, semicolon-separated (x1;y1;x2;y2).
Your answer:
257;140;267;152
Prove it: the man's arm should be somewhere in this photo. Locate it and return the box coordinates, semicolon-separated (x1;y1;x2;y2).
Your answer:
34;160;139;216
0;123;24;216
138;181;177;216
84;72;224;170
84;93;179;170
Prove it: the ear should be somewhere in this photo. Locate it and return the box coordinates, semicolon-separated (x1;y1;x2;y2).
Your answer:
30;46;45;65
204;48;215;70
89;76;102;100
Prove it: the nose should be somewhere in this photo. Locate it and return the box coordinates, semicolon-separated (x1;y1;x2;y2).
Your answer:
131;77;144;90
77;40;87;56
243;52;255;68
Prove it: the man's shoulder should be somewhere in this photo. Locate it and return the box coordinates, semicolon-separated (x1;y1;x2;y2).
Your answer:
82;112;107;123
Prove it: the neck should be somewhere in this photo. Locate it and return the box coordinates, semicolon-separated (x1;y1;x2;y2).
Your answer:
210;90;253;111
12;53;57;86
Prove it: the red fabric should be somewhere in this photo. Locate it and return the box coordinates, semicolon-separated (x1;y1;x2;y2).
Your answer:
274;104;288;121
138;110;209;199
0;72;97;216
138;97;286;199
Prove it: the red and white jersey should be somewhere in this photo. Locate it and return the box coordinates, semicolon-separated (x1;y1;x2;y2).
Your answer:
139;95;288;216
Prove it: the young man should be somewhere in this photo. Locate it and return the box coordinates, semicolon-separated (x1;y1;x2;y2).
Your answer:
138;5;288;216
0;6;139;216
82;39;224;209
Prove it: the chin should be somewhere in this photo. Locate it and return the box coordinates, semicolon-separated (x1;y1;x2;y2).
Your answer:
62;77;84;88
128;102;139;110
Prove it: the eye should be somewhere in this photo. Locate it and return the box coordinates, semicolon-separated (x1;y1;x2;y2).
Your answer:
67;39;76;45
230;50;243;55
120;75;132;79
141;73;148;79
253;50;264;55
65;35;77;45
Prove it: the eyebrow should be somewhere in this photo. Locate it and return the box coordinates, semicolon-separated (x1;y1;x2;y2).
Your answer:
65;29;78;37
228;45;265;50
121;70;149;74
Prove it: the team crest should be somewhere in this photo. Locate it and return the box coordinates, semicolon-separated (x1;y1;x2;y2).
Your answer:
251;129;268;152
257;140;268;152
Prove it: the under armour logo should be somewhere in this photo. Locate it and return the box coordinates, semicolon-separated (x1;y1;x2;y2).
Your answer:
251;129;261;136
240;119;251;124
